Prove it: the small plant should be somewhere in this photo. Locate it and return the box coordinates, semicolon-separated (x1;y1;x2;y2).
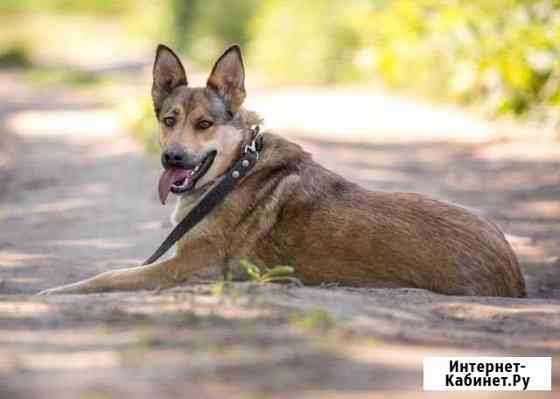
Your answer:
290;308;336;332
239;260;302;286
211;278;229;297
211;271;251;300
0;42;32;68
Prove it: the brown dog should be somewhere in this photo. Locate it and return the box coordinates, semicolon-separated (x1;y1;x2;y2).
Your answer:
38;45;526;297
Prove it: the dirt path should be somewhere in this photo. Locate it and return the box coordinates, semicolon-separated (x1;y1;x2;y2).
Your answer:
1;72;559;398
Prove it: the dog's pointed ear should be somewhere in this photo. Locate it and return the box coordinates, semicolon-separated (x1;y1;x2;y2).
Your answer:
207;45;246;114
152;44;187;115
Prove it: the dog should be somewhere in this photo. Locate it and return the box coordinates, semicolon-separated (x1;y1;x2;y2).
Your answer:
38;44;526;297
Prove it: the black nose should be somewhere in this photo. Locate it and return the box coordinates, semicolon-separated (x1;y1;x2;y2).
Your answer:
161;147;191;169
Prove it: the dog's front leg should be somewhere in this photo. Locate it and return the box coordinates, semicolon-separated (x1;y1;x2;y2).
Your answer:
36;257;184;295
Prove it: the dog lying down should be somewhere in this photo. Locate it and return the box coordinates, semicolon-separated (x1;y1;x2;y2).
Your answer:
38;45;526;297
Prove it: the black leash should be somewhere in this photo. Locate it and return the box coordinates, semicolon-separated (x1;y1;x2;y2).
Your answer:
143;126;263;265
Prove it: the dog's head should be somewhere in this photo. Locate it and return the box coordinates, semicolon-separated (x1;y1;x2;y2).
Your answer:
152;44;257;204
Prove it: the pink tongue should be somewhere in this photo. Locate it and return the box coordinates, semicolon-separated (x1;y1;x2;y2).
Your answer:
158;168;191;205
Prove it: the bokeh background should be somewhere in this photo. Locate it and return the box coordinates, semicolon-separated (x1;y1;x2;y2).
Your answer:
1;2;560;398
2;0;560;142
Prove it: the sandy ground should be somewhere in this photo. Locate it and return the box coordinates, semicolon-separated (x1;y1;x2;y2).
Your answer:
1;71;559;398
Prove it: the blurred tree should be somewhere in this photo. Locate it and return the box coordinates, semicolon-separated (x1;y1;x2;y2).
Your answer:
169;0;198;53
0;0;134;15
169;0;258;65
3;0;559;126
245;0;560;125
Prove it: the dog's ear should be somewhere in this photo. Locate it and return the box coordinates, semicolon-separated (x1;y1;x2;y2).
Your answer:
152;44;187;115
207;45;246;114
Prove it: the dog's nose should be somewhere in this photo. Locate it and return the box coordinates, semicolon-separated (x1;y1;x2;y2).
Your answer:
162;147;191;169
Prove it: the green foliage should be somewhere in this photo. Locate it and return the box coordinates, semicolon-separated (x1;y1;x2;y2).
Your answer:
9;1;558;128
0;0;137;15
166;0;560;123
239;260;302;286
169;0;258;65
210;260;301;300
0;42;32;68
26;66;101;86
211;277;253;300
248;0;349;84
290;308;336;331
120;97;159;155
360;0;560;122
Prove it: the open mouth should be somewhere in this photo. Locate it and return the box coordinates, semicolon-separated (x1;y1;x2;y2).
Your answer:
158;151;216;204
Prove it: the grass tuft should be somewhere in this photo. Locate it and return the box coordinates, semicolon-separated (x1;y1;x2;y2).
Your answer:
0;42;33;68
239;259;303;286
290;308;336;332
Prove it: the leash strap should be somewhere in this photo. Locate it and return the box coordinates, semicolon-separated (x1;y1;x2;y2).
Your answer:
143;127;263;265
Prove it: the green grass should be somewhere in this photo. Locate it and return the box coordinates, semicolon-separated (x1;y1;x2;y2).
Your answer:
211;260;302;301
290;308;336;332
239;260;302;286
26;66;101;86
0;41;103;87
0;42;33;68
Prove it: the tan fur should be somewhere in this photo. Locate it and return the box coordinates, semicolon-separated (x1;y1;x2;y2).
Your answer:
37;45;526;298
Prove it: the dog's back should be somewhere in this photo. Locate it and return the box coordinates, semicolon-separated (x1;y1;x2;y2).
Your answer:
241;133;526;297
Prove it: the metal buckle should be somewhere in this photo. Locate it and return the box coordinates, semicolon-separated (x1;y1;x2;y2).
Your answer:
243;125;261;160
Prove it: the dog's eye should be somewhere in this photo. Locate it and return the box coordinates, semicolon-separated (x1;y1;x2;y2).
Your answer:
196;120;213;130
163;117;176;128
